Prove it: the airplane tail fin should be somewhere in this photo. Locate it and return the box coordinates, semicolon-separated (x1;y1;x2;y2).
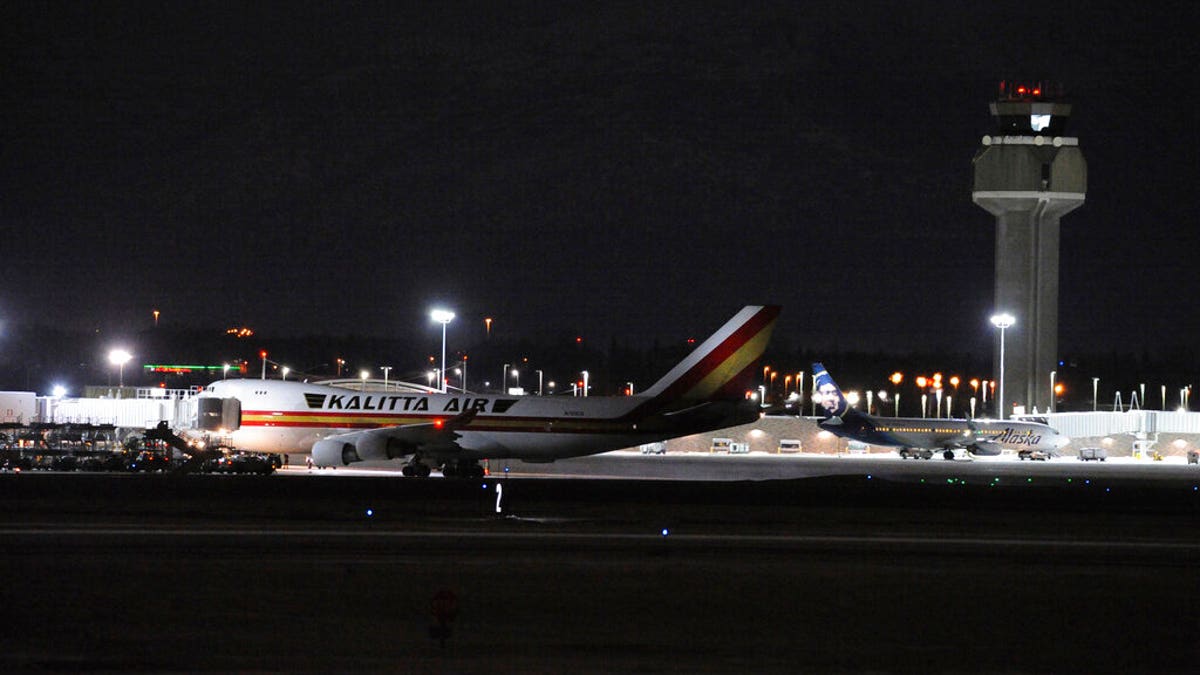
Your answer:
640;305;781;403
811;362;851;419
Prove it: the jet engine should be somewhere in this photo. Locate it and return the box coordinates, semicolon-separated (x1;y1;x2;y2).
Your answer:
311;432;411;467
966;439;1003;456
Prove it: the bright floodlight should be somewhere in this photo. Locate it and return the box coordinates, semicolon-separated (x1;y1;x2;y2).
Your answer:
108;349;133;388
52;385;66;398
431;309;455;393
990;313;1015;329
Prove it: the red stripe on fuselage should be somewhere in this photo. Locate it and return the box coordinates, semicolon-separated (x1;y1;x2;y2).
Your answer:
239;411;636;435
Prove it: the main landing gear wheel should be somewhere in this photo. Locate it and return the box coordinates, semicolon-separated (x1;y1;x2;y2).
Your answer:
943;449;956;461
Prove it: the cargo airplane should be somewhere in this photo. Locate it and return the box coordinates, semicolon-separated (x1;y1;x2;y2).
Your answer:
194;305;780;477
812;362;1069;460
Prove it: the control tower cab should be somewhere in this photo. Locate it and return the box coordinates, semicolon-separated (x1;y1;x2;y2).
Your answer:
973;81;1086;417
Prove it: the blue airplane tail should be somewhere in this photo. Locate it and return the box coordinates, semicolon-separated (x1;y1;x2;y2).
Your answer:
811;362;851;419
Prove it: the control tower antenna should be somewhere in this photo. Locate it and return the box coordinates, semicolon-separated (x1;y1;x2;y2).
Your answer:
972;80;1087;417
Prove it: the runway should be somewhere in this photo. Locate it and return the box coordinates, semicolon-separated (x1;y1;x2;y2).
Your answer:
1;459;1197;673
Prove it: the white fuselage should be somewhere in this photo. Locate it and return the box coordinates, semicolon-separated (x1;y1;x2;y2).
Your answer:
819;414;1070;455
197;379;749;461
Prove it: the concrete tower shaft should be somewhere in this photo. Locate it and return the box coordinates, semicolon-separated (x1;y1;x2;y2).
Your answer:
972;82;1086;416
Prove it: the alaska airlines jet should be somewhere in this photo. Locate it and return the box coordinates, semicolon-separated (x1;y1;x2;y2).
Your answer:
812;362;1069;460
194;306;780;477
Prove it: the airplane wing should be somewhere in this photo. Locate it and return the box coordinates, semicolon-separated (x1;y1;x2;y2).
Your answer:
312;409;477;464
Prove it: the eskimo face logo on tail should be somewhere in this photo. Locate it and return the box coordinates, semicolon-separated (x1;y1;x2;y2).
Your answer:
812;363;850;419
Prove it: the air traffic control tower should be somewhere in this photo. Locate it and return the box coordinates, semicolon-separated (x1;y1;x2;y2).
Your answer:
973;81;1086;416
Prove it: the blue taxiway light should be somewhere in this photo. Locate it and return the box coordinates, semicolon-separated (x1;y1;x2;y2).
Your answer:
661;528;670;537
365;508;374;517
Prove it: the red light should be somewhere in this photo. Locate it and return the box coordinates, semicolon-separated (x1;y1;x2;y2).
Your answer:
575;336;583;343
259;350;268;359
1032;88;1041;96
687;338;696;344
434;419;444;429
1016;86;1027;95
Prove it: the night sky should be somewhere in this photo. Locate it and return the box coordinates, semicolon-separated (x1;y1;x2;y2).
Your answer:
4;2;1197;358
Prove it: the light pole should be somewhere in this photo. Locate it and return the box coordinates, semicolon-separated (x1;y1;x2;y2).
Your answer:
108;349;132;390
581;370;589;397
502;363;510;394
990;313;1015;419
380;366;391;391
1050;370;1056;413
282;367;290;380
536;369;543;396
1092;377;1099;411
222;363;230;380
360;370;368;392
430;309;455;393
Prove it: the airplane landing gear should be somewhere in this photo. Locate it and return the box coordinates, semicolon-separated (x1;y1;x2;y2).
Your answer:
943;449;956;461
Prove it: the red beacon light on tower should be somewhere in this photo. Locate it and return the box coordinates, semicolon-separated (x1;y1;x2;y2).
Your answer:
998;80;1060;102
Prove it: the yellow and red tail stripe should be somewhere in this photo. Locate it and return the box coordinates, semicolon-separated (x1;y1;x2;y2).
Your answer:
641;305;780;404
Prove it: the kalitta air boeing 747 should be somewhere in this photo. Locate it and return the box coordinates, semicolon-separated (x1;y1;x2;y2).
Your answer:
812;362;1069;460
194;306;780;477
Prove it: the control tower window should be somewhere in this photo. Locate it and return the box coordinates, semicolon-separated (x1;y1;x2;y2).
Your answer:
1030;114;1051;132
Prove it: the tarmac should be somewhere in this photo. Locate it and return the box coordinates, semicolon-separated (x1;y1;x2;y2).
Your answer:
1;454;1197;673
